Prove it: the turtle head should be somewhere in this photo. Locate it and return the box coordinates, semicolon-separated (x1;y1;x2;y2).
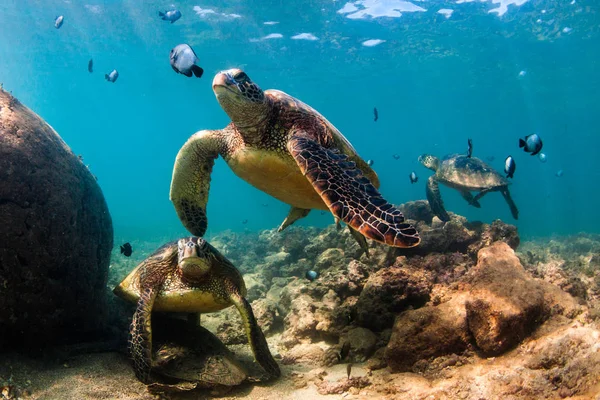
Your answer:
212;68;269;130
177;237;212;281
418;154;439;171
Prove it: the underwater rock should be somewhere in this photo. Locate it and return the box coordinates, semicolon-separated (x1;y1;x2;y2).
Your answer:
355;262;433;331
0;89;113;348
243;272;269;302
281;343;325;366
344;327;378;362
397;200;434;225
465;242;548;356
384;293;471;372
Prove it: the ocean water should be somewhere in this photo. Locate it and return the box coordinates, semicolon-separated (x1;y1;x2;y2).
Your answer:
0;0;598;242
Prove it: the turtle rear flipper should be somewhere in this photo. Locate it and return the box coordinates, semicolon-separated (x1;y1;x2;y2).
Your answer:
426;176;450;222
289;135;420;248
501;188;519;220
225;279;280;379
170;130;224;237
460;190;481;208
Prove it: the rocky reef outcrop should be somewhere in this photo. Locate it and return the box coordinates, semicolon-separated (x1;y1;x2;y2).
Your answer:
0;89;113;348
196;203;600;398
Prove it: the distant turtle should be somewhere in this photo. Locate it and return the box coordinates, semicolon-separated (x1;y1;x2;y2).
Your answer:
169;69;420;255
113;237;280;385
418;154;519;221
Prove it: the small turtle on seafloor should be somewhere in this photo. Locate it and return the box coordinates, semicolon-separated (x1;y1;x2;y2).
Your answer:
169;69;420;255
113;237;280;388
418;154;519;222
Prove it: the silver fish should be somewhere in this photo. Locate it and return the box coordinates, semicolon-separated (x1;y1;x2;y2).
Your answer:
409;171;418;184
504;156;516;178
519;133;543;156
54;15;64;29
159;9;181;23
105;69;119;83
170;44;204;78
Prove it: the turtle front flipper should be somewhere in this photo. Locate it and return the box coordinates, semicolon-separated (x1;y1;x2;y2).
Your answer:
288;135;420;248
170;130;224;237
130;286;159;384
225;279;280;379
501;188;519;220
426;176;450;222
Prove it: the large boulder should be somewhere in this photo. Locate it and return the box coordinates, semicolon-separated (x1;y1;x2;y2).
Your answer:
0;89;113;348
465;242;548;355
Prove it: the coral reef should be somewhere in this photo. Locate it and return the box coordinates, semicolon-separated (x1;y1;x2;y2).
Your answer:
0;89;113;349
3;200;600;399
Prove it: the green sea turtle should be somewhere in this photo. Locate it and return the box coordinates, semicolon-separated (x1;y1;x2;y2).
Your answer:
113;236;280;385
169;69;420;252
418;154;519;222
146;316;256;392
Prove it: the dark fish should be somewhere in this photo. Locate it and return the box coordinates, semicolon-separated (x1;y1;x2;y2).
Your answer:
305;270;319;282
261;203;268;207
347;363;353;379
105;69;119;83
555;169;564;177
339;342;350;361
54;15;64;29
159;9;181;23
88;59;93;73
504;156;516;178
467;138;473;158
120;242;133;257
373;107;378;122
486;155;495;162
170;44;203;78
242;219;248;224
367;159;374;166
409;171;418;184
392;154;400;160
519;133;543;156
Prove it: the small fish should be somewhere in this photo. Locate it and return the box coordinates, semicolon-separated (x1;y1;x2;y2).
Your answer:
409;171;418;184
367;159;374;166
504;156;516;178
105;69;119;83
347;363;353;379
467;138;473;158
392;154;400;160
339;342;351;361
373;107;378;122
120;242;133;257
159;9;182;23
242;219;248;224
88;59;93;73
305;270;319;282
538;152;547;163
486;155;495;162
261;203;268;207
54;15;64;29
170;44;204;78
555;169;564;177
519;133;543;156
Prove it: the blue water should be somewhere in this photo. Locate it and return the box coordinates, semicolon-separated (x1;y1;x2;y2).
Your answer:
1;0;598;242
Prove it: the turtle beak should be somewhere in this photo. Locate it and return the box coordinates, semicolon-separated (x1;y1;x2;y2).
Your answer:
212;71;234;91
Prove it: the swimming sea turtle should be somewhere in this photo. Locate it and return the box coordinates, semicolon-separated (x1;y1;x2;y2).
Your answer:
418;154;519;222
169;69;420;253
113;237;280;385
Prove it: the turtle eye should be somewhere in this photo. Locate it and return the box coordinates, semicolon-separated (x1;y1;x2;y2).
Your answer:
234;72;249;83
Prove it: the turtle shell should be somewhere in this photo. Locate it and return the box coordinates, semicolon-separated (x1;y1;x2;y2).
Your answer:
436;154;508;191
148;316;250;392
